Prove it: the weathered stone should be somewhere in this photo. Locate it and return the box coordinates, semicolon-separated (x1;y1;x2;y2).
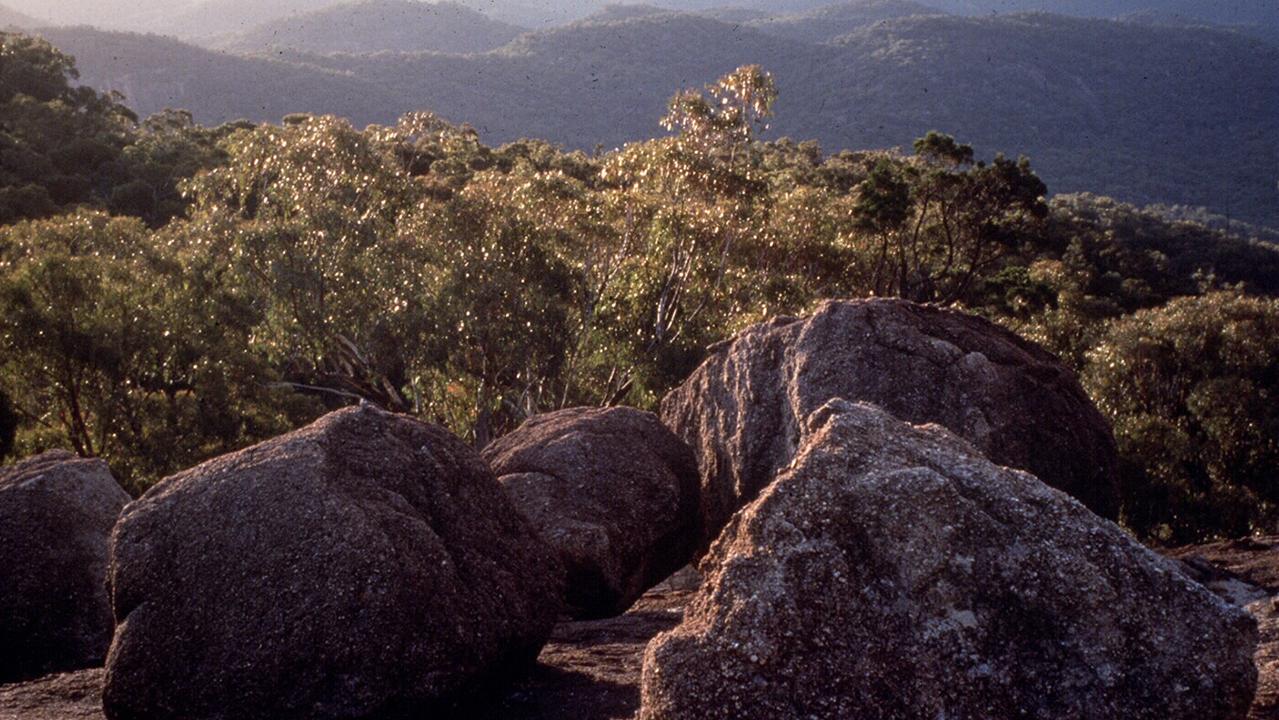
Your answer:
0;587;698;720
0;451;129;683
640;400;1257;720
102;405;563;720
1164;536;1279;720
1247;598;1279;720
0;668;104;720
661;298;1120;546
483;407;700;618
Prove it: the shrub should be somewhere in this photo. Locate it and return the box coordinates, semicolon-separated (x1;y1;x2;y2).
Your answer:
1084;291;1279;543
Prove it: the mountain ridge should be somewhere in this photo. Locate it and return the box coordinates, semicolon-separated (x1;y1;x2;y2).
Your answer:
744;0;942;43
215;0;526;54
30;9;1279;227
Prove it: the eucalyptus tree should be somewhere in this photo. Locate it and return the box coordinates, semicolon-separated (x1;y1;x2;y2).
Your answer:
0;211;306;490
848;132;1049;305
179;114;428;411
592;65;783;400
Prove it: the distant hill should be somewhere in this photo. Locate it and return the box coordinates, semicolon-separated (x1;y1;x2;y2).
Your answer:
581;4;674;23
0;2;41;27
1114;9;1276;43
6;0;1278;39
33;11;1279;228
679;0;833;14
816;13;1279;224
1117;9;1219;28
744;0;939;43
1;0;145;27
35;27;397;121
923;0;1278;42
923;0;1278;26
696;7;772;24
217;0;526;54
152;0;340;41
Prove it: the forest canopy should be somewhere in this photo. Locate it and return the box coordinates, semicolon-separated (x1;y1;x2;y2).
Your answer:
1;33;1277;543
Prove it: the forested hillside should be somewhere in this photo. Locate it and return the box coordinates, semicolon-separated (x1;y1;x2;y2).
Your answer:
215;0;527;54
9;0;1279;41
744;0;939;42
35;29;399;124
36;8;1279;228
926;0;1279;40
2;34;1278;542
152;0;344;40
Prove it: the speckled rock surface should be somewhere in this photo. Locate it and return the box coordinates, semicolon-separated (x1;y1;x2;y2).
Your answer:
640;400;1256;720
102;405;564;720
1249;598;1279;720
0;451;129;683
0;668;104;720
0;589;695;720
10;547;1278;720
660;298;1120;547
484;407;700;619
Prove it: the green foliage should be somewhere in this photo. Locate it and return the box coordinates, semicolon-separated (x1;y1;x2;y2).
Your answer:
403;170;580;443
913;131;975;167
0;34;234;228
110;109;234;226
1084;292;1279;543
0;32;136;223
848;135;1048;304
998;193;1279;368
0;388;15;460
0;46;1275;546
662;64;777;155
181;115;421;397
0;211;317;491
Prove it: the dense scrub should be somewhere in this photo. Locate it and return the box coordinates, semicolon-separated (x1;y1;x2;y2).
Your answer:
1;33;1275;540
1085;293;1279;543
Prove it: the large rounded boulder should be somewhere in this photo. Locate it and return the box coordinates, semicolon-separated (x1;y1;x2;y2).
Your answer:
661;298;1120;545
102;405;564;720
0;450;130;682
640;400;1257;720
483;407;700;618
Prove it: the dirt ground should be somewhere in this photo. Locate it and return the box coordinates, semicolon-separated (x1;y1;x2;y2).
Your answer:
5;542;1279;720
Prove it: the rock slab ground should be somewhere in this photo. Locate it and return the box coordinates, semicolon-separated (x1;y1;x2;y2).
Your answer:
483;407;700;618
661;298;1121;546
102;405;563;720
1168;537;1279;720
0;450;130;683
640;400;1256;720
